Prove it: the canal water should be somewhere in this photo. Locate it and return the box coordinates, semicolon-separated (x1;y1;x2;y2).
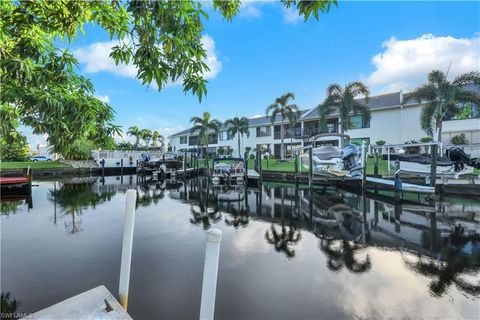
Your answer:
1;176;479;319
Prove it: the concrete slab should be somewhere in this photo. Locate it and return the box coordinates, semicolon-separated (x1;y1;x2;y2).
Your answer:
28;285;132;320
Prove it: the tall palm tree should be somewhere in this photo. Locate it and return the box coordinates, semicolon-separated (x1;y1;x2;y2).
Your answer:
224;116;250;158
407;70;480;141
190;112;221;164
319;81;371;134
266;92;298;160
139;129;152;148
127;125;141;148
151;131;164;149
288;111;297;158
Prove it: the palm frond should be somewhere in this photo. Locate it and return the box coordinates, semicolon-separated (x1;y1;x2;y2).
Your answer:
420;102;437;136
190;116;203;125
265;103;278;116
346;81;370;101
352;101;371;122
454;89;480;106
452;71;480;86
408;84;436;103
428;70;446;86
326;83;342;97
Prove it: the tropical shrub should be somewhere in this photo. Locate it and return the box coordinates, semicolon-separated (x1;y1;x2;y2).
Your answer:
451;134;469;145
375;140;386;146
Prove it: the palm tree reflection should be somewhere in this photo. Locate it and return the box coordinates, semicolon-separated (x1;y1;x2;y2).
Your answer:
320;239;371;273
224;205;249;228
265;223;301;258
404;249;480;297
190;188;221;229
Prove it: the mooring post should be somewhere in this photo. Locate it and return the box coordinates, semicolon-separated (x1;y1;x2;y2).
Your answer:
102;159;105;177
258;151;263;182
361;141;367;190
308;147;313;189
373;148;378;178
294;151;298;186
199;228;222;320
118;189;137;311
244;151;248;173
394;160;402;202
430;144;437;188
120;158;124;176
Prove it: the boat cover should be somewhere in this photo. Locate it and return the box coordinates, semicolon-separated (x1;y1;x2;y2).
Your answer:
312;145;342;160
382;153;453;166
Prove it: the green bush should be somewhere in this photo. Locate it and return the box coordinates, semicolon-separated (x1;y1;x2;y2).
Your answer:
451;134;469;145
249;154;255;160
420;136;433;143
0;141;29;161
375;140;386;146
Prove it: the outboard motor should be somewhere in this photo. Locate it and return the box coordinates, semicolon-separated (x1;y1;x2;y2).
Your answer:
141;153;151;163
446;147;480;171
341;144;362;173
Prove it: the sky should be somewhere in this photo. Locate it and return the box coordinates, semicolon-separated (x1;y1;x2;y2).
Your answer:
25;0;480;148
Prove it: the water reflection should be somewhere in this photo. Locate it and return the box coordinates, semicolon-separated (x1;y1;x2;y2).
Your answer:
2;175;480;305
1;292;21;318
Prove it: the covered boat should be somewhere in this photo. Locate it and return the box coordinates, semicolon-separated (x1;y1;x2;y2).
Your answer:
383;147;478;176
211;157;246;184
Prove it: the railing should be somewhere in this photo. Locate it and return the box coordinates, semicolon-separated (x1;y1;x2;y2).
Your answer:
92;150;164;162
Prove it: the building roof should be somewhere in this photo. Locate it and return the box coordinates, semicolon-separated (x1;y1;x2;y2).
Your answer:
300;92;401;120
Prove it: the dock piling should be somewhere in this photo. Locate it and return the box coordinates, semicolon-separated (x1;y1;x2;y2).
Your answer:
308;147;313;189
373;148;378;178
118;190;137;311
199;228;222;320
430;144;438;187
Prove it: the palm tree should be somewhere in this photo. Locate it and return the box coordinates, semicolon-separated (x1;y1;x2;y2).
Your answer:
407;70;480;141
127;126;141;148
140;129;152;148
266;92;298;160
151;131;164;149
224;116;250;158
190;112;221;164
319;81;371;134
287;111;297;158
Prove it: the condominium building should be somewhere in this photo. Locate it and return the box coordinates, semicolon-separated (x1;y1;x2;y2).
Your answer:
169;90;480;158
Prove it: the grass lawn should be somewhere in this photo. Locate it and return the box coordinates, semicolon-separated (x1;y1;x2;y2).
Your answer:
0;161;71;170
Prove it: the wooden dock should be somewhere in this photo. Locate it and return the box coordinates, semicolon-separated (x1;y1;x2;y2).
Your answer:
29;286;132;320
366;177;435;194
247;169;260;181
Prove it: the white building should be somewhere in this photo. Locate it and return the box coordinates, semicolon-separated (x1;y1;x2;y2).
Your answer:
169;90;480;158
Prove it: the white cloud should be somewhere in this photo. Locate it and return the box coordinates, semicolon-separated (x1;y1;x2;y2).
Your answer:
95;94;110;104
239;1;263;18
249;114;263;118
282;6;303;24
73;35;222;85
365;34;480;93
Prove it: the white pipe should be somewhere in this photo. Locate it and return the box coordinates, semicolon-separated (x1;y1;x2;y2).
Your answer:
199;228;222;320
118;189;137;310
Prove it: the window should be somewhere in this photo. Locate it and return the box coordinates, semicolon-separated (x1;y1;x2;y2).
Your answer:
189;136;199;146
180;136;187;144
218;131;226;141
348;115;370;129
256;126;271;137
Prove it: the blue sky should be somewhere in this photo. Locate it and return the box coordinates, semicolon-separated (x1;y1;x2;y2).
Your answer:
26;1;480;147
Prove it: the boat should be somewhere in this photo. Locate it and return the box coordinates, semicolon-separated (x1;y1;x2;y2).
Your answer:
137;152;183;179
211;157;246;184
382;147;479;177
301;144;363;177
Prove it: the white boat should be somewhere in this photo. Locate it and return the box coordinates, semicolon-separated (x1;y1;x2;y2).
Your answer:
383;147;478;177
301;144;363;177
211;157;246;184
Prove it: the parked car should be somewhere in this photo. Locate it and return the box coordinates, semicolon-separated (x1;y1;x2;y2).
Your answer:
30;156;52;162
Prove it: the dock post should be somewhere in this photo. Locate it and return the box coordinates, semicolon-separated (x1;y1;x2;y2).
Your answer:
373;148;378;178
259;151;263;182
199;229;222;320
294;152;298;186
361;141;367;190
394;160;402;202
102;159;105;177
244;151;248;172
118;190;137;311
430;144;437;188
308;147;313;189
120;158;124;176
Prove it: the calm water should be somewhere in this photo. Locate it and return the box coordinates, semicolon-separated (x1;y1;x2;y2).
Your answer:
1;176;479;319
